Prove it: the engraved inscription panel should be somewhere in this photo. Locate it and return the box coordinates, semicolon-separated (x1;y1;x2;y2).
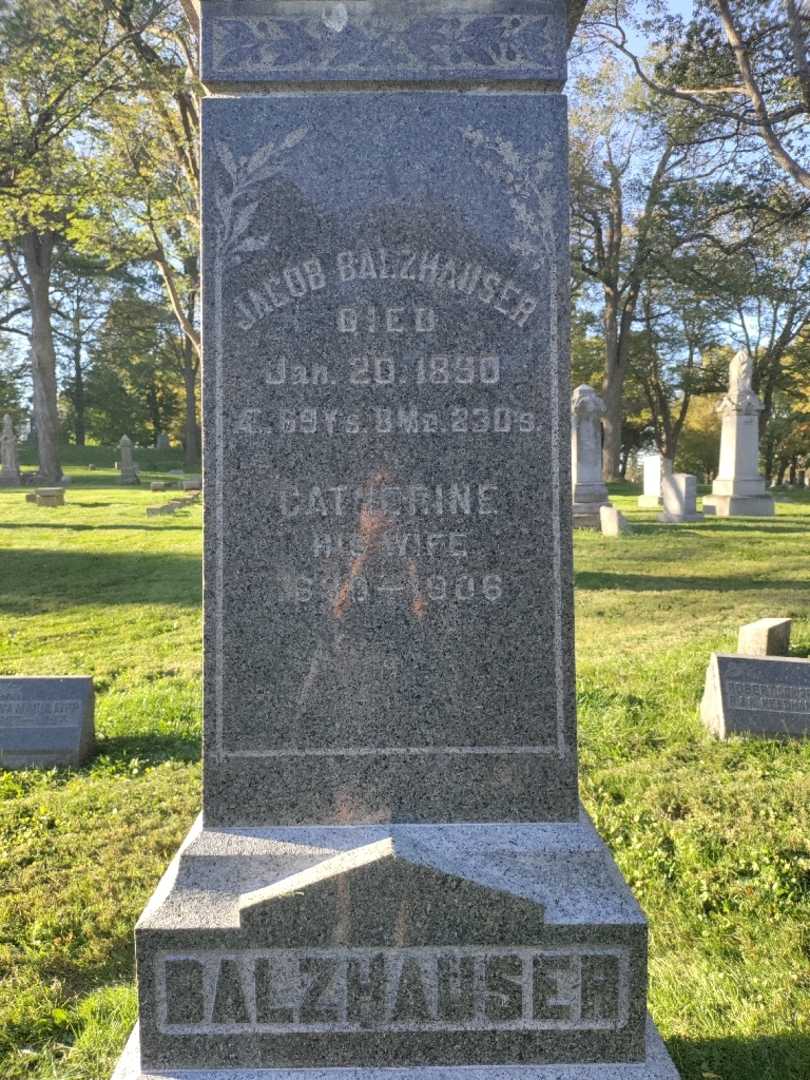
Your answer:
728;680;810;716
156;947;629;1035
0;697;83;729
202;93;576;823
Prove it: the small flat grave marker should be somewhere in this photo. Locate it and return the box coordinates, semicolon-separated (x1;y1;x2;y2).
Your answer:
701;653;810;739
0;677;94;768
36;488;65;507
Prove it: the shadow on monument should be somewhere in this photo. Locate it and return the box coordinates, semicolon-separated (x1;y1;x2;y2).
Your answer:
0;549;201;611
575;571;807;593
668;1032;810;1080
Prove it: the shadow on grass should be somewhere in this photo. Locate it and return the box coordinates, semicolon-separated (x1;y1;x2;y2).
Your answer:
0;521;198;531
669;1033;810;1080
576;571;806;592
700;521;810;532
0;549;201;611
94;731;201;767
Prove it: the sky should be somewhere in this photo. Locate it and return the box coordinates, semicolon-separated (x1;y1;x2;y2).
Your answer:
625;0;699;54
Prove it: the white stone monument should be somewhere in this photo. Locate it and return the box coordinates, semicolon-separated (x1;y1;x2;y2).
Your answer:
659;473;703;523
637;453;669;508
0;413;21;486
118;435;139;485
571;385;611;529
600;505;630;537
703;351;774;517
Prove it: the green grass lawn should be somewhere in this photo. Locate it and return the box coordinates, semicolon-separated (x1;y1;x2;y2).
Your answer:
0;470;808;1079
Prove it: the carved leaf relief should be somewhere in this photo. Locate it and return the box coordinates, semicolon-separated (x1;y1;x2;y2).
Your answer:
211;13;558;74
214;127;308;268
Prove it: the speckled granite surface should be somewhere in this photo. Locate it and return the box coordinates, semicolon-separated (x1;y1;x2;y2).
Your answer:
201;88;576;827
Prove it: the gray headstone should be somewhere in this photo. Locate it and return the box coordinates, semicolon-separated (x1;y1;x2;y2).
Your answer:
0;413;21;486
114;3;678;1078
701;653;810;739
36;487;65;507
0;677;94;768
737;617;791;657
658;473;703;524
119;434;140;485
156;432;171;450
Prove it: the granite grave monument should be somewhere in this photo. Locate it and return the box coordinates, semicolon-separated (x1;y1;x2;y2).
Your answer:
113;3;678;1077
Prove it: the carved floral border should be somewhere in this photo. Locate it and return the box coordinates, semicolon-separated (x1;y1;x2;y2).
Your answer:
210;12;560;75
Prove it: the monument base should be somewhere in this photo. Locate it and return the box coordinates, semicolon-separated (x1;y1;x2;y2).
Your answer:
113;812;678;1078
573;500;611;530
702;494;774;517
636;496;662;509
0;474;20;486
112;1016;679;1079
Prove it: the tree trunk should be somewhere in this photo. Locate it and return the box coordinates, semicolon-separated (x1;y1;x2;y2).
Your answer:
22;232;62;482
601;301;623;480
763;431;776;486
146;383;161;443
72;337;86;446
183;358;200;469
180;272;201;470
601;375;623;481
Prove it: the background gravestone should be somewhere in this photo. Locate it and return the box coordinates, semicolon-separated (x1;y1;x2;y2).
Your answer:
737;617;791;657
637;453;666;508
571;385;611;530
701;654;810;739
113;3;678;1078
0;677;94;768
118;435;139;485
703;351;774;518
659;474;703;524
0;413;21;486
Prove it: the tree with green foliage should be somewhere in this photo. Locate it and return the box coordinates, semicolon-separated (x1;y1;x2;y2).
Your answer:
0;0;145;479
635;287;728;468
0;344;27;428
49;251;135;446
84;282;185;447
570;58;681;478
618;1;810;194
75;0;202;465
